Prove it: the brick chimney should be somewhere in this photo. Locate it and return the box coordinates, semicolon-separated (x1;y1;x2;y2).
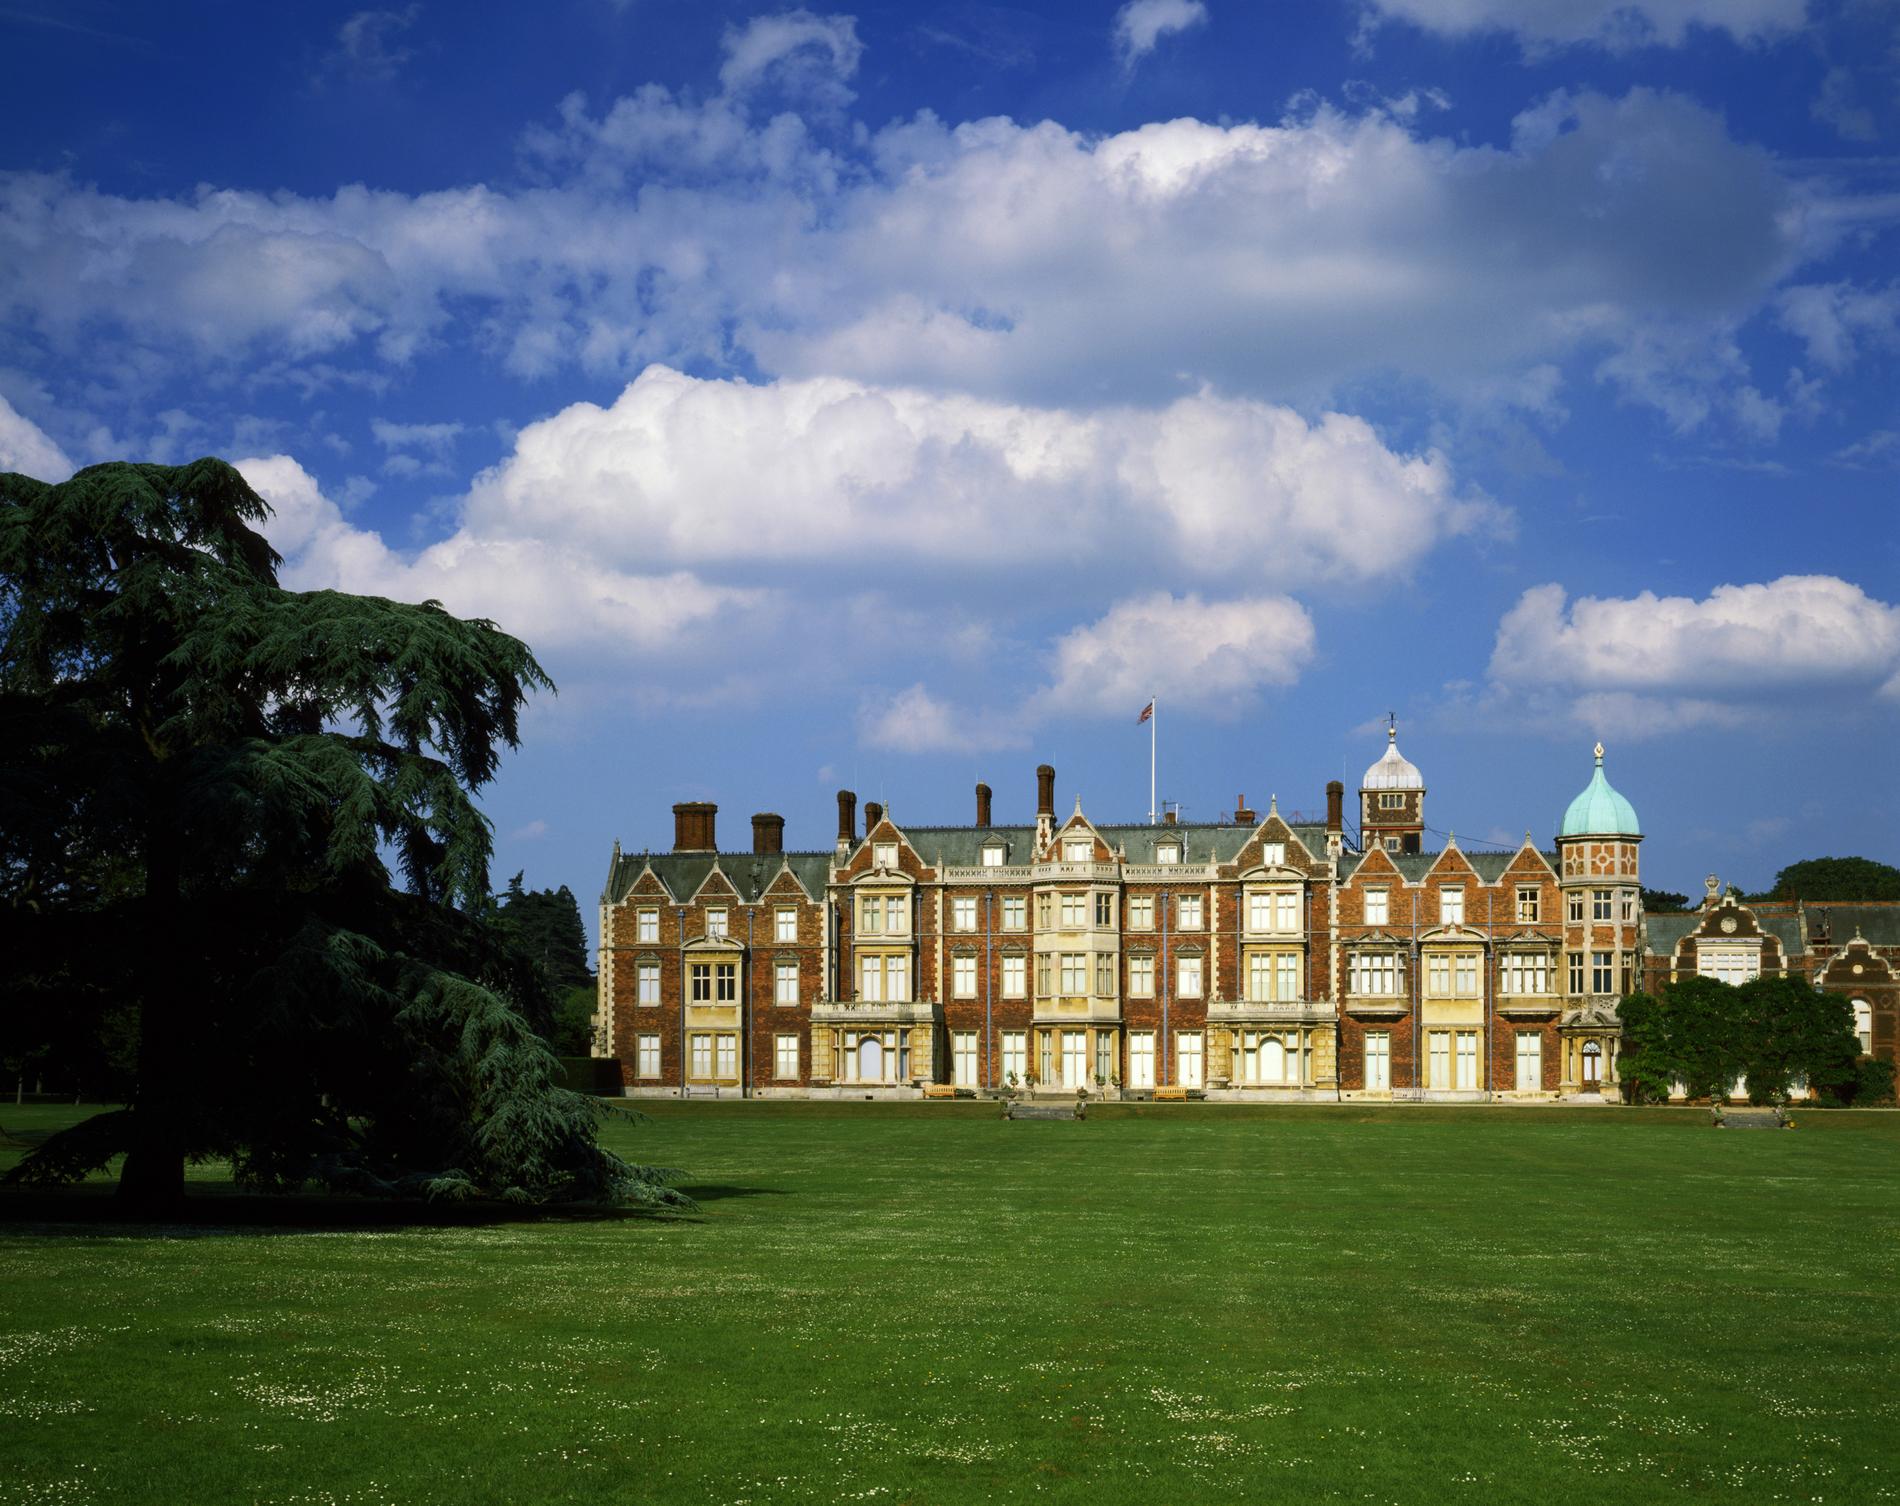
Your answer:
752;812;784;855
1035;763;1055;846
864;800;884;832
1163;809;1177;826
1326;780;1343;833
1234;794;1256;825
975;781;992;826
672;801;717;852
836;789;857;846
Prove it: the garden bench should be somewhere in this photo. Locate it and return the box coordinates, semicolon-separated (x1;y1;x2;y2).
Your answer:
1005;1102;1080;1121
1717;1107;1787;1129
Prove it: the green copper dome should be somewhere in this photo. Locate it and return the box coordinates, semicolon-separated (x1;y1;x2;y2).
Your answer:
1561;744;1640;838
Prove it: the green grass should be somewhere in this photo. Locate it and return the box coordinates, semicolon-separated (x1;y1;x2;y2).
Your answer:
3;1101;1898;1505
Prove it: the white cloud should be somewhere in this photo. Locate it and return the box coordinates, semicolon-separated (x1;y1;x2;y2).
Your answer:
1811;66;1877;143
0;393;74;480
1776;281;1900;372
1487;577;1900;731
461;365;1494;583
235;453;763;654
1037;592;1315;717
718;9;861;108
0;85;1817;432
332;6;421;82
1358;0;1807;54
859;683;1028;753
1113;0;1209;69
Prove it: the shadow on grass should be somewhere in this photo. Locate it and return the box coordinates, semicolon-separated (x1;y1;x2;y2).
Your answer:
673;1184;789;1203
0;1185;740;1236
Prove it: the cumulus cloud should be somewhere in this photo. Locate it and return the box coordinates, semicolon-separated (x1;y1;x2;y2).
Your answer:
718;9;862;108
1358;0;1807;54
460;365;1495;583
859;683;1028;753
0;84;1816;430
1776;281;1900;372
1485;575;1900;731
0;393;74;480
235;453;764;653
1113;0;1209;69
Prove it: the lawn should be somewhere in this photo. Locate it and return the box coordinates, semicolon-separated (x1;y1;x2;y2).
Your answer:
3;1101;1898;1505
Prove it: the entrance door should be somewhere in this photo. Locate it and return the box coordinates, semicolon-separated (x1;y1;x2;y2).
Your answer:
1061;1031;1087;1088
1581;1040;1602;1088
858;1035;883;1082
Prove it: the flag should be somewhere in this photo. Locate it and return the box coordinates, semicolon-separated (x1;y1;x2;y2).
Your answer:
1136;700;1154;725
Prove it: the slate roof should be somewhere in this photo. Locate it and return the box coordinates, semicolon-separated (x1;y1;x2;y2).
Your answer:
603;849;830;907
884;820;1336;867
1809;902;1900;946
1343;847;1555;883
1643;914;1699;953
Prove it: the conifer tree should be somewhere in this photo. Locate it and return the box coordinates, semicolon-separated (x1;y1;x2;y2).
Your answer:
0;459;684;1212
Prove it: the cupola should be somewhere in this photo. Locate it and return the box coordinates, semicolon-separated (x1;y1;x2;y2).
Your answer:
1560;743;1641;839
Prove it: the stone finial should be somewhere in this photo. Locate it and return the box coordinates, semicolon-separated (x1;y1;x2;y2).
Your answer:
1594;741;1605;763
1704;873;1720;901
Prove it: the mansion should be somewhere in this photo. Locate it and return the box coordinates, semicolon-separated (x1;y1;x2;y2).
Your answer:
594;737;1898;1102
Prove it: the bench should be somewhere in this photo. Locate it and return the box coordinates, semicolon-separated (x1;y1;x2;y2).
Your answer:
1718;1107;1788;1129
1005;1101;1080;1121
922;1084;959;1100
1153;1085;1188;1102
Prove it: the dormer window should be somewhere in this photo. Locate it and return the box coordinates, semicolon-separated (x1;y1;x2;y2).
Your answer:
1063;838;1092;862
981;844;1004;867
705;907;728;940
873;842;897;869
1262;842;1285;867
1439;888;1464;926
1157;843;1180;865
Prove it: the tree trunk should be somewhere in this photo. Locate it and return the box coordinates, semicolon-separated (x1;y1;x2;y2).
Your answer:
117;812;188;1215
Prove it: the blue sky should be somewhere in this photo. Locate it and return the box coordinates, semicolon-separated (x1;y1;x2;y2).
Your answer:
3;0;1898;914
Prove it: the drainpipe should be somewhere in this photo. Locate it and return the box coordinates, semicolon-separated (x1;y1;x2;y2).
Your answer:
985;888;995;1092
1411;889;1420;1101
1161;888;1171;1088
677;906;689;1101
746;905;755;1100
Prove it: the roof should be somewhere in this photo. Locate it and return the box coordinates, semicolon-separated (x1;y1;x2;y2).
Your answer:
603;849;830;907
1362;728;1424;791
892;820;1336;867
1560;744;1641;838
1807;902;1900;947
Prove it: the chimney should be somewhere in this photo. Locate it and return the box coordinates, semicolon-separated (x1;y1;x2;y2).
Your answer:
1326;780;1344;833
672;801;717;852
1234;793;1256;826
1163;809;1177;826
1036;764;1055;816
752;812;784;855
975;781;992;826
837;789;857;845
864;800;884;832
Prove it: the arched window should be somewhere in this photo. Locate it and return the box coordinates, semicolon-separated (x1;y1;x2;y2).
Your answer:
1581;1040;1602;1084
1262;1036;1287;1083
1852;999;1873;1056
857;1035;883;1082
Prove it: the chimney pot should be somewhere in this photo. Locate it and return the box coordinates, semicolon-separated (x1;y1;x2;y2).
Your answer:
672;801;717;852
1234;793;1256;825
864;800;884;832
1163;810;1177;826
751;812;784;855
1326;780;1344;833
1036;763;1055;816
836;789;857;844
975;781;992;827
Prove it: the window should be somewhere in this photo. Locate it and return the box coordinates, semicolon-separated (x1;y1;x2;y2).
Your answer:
1177;1032;1203;1088
1036;894;1053;929
1237;1031;1291;1085
1157;843;1180;865
1697;947;1759;986
1096;1033;1113;1083
859;895;882;934
1428;954;1450;996
981;844;1005;867
1248;890;1301;934
1095;954;1115;996
1177;955;1204;998
953;1031;978;1086
883;896;907;935
775;907;798;943
1500;953;1551;996
873;842;897;869
1247;951;1301;1002
1567;952;1584;995
1620;890;1636;923
1061;892;1087;927
716;962;737;1002
1514;1031;1540;1092
1002;1031;1027;1081
1129;954;1155;998
637;962;661;1006
690;963;712;1002
1364;1031;1390;1091
1592;889;1612;922
637;1034;661;1078
774;960;798;1005
690;1034;713;1079
952;896;977;932
1439;888;1464;926
859;954;910;1002
1591;950;1614;994
1455;1031;1478;1090
1567;892;1584;924
1002;954;1026;999
1128;1031;1156;1089
1063;838;1092;862
953;954;977;998
1350;951;1398;996
775;1034;799;1080
1428;1032;1451;1090
1516;887;1540;923
1379;792;1404;810
1455;954;1478;995
1364;888;1389;927
636;908;659;944
1060;953;1088;993
1095;892;1115;928
1852;999;1873;1055
1129;895;1155;930
1036;955;1053;997
705;907;728;940
1262;842;1285;866
1002;895;1026;931
1177;894;1204;930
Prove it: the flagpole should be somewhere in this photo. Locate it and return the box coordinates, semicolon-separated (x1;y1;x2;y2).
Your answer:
1149;694;1157;826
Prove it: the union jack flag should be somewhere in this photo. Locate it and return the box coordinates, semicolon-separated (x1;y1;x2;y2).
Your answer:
1136;700;1154;725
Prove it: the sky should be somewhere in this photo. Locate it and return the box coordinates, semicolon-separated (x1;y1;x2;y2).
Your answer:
2;0;1898;919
